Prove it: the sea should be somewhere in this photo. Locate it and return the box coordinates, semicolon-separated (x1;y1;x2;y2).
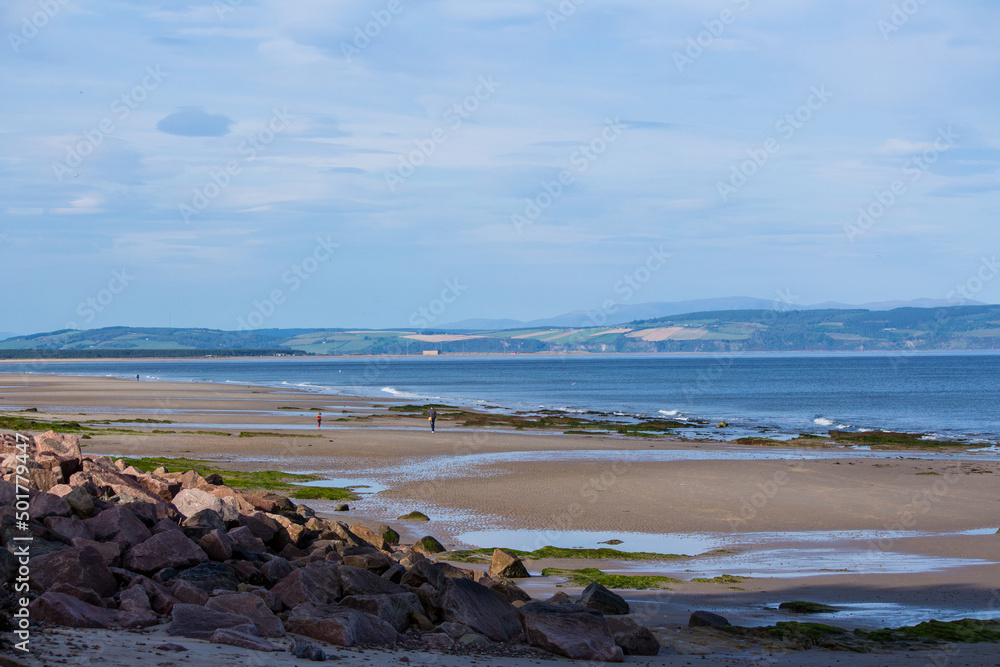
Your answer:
5;352;1000;443
2;352;999;443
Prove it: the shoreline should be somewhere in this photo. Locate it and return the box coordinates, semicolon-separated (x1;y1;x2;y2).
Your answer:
2;372;999;660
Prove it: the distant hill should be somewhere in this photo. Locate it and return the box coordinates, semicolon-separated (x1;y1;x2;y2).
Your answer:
443;297;984;330
0;332;17;341
2;305;1000;357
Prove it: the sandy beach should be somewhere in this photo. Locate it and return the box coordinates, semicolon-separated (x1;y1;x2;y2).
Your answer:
2;373;999;665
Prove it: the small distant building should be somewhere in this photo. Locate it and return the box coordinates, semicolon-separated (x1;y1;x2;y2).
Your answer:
422;350;440;356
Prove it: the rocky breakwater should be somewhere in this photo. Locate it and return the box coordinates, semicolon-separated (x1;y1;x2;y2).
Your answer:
0;431;659;661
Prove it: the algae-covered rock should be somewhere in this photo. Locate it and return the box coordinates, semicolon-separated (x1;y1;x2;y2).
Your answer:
397;511;430;522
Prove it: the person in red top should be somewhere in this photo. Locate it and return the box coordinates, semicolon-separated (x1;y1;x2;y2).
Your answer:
317;412;322;429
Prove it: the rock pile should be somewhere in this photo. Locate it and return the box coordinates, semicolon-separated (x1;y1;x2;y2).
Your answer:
1;431;659;661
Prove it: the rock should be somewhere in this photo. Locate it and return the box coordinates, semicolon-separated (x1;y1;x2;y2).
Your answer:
778;601;839;614
333;503;349;511
291;637;328;661
397;511;430;521
71;470;164;506
411;611;435;631
348;524;389;551
228;525;266;553
244;492;292;513
210;628;285;652
163;562;241;592
198;528;234;561
544;591;574;605
172;488;226;518
70;538;121;567
688;610;731;629
340;564;406;597
28;492;72;520
414;583;441;623
439;577;522;642
29;592;157;629
136;473;179;502
436;621;474;639
207;592;285;637
153;643;187;652
118;585;152;614
25;468;60;492
183;508;226;533
578;582;629;615
489;548;530;579
606;616;660;656
382;563;405;584
339;592;424;632
31;546;118;597
44;515;93;543
171;579;209;606
519;602;623;662
485;577;532;604
34;431;82;478
459;633;491;646
48;582;106;607
435;562;473;580
343;550;392;574
84;506;152;550
413;535;446;555
124;531;209;574
152;518;183;535
380;525;400;545
167;603;257;639
260;556;295;584
422;633;455;649
400;559;446;590
127;575;179;615
239;512;278;543
49;484;94;519
285;603;400;647
270;562;342;609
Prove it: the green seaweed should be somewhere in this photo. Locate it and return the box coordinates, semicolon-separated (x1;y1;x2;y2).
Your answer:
541;567;680;590
445;545;687;563
691;574;746;584
779;601;838;614
864;619;1000;643
761;621;847;643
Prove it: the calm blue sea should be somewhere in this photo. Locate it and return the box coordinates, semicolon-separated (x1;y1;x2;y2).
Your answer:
3;352;999;442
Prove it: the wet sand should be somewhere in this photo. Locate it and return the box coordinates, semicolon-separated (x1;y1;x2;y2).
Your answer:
3;373;1000;664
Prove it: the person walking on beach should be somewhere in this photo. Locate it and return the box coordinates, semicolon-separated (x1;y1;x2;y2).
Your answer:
428;407;437;432
317;412;322;429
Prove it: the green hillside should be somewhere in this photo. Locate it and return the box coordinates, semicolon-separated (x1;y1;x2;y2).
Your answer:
2;306;999;357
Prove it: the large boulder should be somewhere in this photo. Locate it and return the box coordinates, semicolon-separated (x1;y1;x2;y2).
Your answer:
198;528;234;561
33;431;82;480
689;610;730;629
227;526;266;553
349;524;390;551
43;516;93;543
578;582;629;615
412;535;446;556
270;562;342;609
339;593;424;633
340;565;405;597
167;603;256;640
31;546;118;597
29;592;156;629
211;628;285;652
49;485;95;517
519;602;623;662
28;491;72;520
162;562;241;592
343;550;393;574
171;488;227;519
606;616;660;656
123;530;209;574
285;603;399;647
70;470;164;506
206;592;285;637
489;548;529;579
84;506;152;550
439;577;522;642
69;538;122;567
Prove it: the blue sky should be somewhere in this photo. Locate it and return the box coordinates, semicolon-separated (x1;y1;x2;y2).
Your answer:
1;0;998;333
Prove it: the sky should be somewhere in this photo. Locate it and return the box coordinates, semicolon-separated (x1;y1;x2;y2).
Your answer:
1;0;999;334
